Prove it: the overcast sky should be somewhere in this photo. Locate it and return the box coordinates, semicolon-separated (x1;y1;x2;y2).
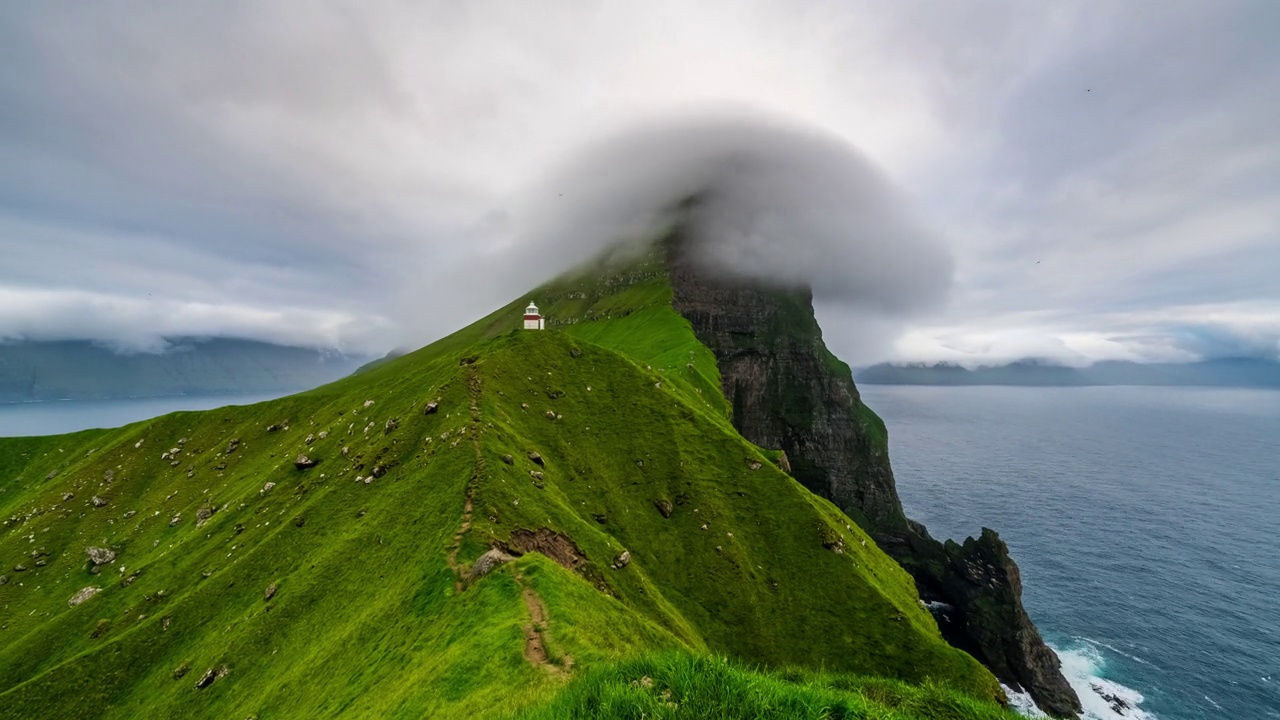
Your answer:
2;1;1277;366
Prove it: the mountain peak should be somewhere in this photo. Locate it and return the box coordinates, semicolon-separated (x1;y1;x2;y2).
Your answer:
0;239;1077;718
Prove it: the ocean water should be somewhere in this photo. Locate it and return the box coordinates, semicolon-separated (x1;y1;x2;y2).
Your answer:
0;394;286;438
860;385;1280;720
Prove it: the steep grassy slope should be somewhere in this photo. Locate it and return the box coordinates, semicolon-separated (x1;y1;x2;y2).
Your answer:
0;248;1012;719
513;653;1023;720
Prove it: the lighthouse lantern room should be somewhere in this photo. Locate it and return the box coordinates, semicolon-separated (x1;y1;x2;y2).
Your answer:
523;301;545;330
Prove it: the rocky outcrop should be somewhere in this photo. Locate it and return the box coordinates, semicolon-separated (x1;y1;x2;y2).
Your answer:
85;546;117;566
666;233;1082;718
68;586;102;607
468;548;514;580
907;529;1083;718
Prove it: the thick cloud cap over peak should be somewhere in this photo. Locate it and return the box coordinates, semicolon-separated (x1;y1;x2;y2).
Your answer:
509;116;953;315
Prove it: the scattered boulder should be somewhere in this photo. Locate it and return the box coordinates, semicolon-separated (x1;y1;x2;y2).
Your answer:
62;492;74;502
0;576;7;586
423;401;439;415
103;469;114;483
468;548;514;580
746;459;762;471
611;550;631;570
568;347;582;358
226;438;241;454
529;471;544;488
91;496;108;508
384;418;398;433
13;564;27;572
194;668;217;689
264;582;277;601
68;586;102;607
654;499;674;518
304;433;316;445
363;399;375;408
173;664;189;680
261;482;276;494
267;423;284;432
501;454;514;465
169;515;182;527
196;505;215;527
294;455;316;470
370;465;388;479
592;512;607;524
544;410;556;420
527;451;544;466
341;446;350;457
86;547;117;566
45;470;58;480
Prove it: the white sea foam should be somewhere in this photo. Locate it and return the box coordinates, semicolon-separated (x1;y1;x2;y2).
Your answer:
1052;643;1157;720
1073;636;1155;667
1002;684;1049;718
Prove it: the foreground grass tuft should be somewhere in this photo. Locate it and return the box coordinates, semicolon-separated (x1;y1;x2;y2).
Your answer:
513;652;1026;720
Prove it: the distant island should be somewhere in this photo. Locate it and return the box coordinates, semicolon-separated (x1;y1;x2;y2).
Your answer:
856;357;1280;388
0;338;369;403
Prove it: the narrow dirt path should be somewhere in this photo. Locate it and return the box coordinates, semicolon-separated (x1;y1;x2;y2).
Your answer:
521;586;551;665
519;582;571;675
446;366;485;591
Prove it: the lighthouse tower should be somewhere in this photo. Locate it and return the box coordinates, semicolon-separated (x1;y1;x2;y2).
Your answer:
523;301;545;330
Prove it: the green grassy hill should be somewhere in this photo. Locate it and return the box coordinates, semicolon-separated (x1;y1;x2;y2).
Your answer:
0;246;1021;719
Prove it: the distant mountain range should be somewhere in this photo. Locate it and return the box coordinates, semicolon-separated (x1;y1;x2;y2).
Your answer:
0;338;370;403
856;358;1280;388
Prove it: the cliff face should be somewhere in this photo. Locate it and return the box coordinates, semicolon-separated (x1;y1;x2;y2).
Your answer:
666;236;1083;718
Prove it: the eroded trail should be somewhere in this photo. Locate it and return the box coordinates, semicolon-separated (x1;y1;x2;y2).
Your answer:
446;366;485;591
518;582;571;675
521;586;550;665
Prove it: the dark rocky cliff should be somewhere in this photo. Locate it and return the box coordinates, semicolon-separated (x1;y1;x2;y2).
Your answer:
666;235;1083;718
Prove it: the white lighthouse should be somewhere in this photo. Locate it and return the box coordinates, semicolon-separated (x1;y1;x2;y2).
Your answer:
523;301;545;330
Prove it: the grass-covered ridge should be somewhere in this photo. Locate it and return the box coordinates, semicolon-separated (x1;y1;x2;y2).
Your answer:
513;652;1026;720
0;245;1014;718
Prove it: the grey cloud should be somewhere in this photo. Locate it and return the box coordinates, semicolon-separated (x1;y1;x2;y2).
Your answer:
0;1;1276;366
505;115;952;313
